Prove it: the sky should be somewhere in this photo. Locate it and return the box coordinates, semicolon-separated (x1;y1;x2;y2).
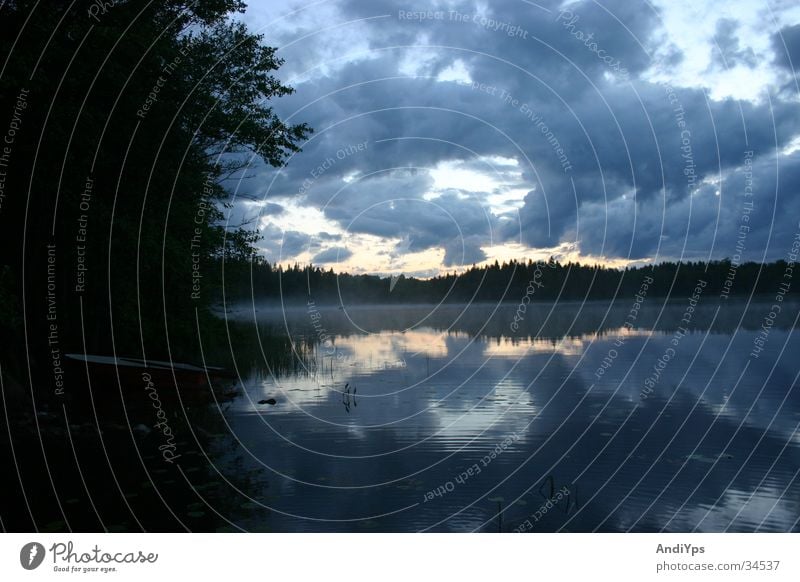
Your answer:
225;0;800;277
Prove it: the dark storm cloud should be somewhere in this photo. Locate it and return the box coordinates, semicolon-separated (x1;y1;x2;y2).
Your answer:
711;18;758;69
312;247;354;264
306;169;496;265
263;202;287;216
577;150;800;261
244;0;800;265
772;23;800;71
515;81;800;252
260;227;313;261
443;234;488;266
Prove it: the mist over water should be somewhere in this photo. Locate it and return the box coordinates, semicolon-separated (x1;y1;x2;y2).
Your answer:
209;300;800;532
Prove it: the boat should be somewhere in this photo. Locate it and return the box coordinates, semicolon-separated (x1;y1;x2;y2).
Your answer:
64;353;233;392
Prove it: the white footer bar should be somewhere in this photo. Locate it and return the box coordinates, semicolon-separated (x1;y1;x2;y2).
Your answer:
1;533;796;581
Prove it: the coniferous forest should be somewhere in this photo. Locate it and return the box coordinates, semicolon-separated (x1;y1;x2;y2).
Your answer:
225;258;798;304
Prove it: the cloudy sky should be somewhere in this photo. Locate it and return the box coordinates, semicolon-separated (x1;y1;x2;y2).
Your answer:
225;0;800;277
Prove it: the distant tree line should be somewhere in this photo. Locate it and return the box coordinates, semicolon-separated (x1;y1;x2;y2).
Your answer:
223;257;798;305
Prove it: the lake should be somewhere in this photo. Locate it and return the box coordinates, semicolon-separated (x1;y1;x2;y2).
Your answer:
210;299;800;532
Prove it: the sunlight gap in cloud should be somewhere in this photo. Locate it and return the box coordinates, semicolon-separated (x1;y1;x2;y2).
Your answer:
645;0;800;102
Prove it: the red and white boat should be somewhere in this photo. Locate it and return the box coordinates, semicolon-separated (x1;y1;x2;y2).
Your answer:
64;353;232;391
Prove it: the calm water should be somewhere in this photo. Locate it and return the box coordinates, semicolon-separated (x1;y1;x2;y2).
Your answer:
211;299;800;532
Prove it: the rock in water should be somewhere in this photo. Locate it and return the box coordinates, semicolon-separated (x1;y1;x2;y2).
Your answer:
258;398;277;405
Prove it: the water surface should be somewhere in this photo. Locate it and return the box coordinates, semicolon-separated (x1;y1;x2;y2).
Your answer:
209;299;800;532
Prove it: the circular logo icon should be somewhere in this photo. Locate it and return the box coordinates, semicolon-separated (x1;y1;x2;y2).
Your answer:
20;542;45;570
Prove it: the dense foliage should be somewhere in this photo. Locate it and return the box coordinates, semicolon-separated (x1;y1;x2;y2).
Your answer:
0;1;310;377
